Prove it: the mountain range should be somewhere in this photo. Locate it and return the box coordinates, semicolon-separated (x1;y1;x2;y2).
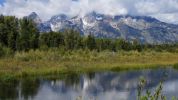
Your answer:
28;12;178;44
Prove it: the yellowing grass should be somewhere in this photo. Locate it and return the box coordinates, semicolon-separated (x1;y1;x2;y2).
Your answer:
0;50;178;78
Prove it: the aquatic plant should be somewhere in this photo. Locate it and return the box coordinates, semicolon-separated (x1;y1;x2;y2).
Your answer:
137;78;177;100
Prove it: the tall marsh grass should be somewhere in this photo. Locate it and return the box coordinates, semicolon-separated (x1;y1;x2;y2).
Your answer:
0;48;177;78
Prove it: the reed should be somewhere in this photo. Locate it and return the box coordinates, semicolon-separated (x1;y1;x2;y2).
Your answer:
0;49;178;79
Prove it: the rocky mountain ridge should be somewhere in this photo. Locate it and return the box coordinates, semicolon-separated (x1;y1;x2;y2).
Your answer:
28;12;178;44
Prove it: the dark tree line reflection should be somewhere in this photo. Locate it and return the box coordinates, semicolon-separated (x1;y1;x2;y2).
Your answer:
0;79;19;99
20;78;40;99
0;73;88;100
0;78;40;100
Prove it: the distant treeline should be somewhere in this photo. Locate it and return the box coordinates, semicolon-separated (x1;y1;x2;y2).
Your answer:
0;15;178;53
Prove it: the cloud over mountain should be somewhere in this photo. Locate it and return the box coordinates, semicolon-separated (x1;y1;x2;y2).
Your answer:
1;0;178;24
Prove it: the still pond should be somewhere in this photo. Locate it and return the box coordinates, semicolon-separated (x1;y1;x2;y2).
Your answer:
0;68;178;100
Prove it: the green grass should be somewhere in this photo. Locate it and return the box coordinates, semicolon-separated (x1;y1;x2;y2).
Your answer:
0;49;178;79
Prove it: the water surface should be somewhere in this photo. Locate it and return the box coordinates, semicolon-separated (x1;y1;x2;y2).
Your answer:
1;68;178;100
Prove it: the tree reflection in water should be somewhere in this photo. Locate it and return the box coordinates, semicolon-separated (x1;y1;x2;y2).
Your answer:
0;68;177;100
0;79;19;99
0;78;40;100
20;78;40;99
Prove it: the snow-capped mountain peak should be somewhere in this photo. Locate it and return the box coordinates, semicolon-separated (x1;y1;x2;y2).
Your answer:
28;12;42;23
28;12;178;44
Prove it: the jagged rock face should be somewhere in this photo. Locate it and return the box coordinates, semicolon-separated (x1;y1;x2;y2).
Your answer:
28;12;51;32
38;22;52;33
28;12;178;44
28;12;42;24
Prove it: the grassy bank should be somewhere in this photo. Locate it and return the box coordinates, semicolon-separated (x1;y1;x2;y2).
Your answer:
0;49;178;79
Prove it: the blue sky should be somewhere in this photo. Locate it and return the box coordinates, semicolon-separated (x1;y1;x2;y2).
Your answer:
0;0;5;5
0;0;178;24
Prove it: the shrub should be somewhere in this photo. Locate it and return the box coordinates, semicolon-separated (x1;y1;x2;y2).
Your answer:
0;44;14;58
0;44;4;57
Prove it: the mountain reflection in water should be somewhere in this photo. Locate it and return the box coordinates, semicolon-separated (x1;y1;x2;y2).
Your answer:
0;68;178;100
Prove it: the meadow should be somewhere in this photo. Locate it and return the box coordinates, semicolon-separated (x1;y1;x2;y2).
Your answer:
0;49;178;79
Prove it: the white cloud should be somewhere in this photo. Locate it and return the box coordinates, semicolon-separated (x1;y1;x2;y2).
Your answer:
0;0;178;24
152;13;178;24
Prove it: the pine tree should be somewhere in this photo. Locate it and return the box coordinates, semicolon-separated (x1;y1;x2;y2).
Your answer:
86;34;96;50
64;30;81;50
7;17;19;50
17;17;39;51
0;15;8;46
